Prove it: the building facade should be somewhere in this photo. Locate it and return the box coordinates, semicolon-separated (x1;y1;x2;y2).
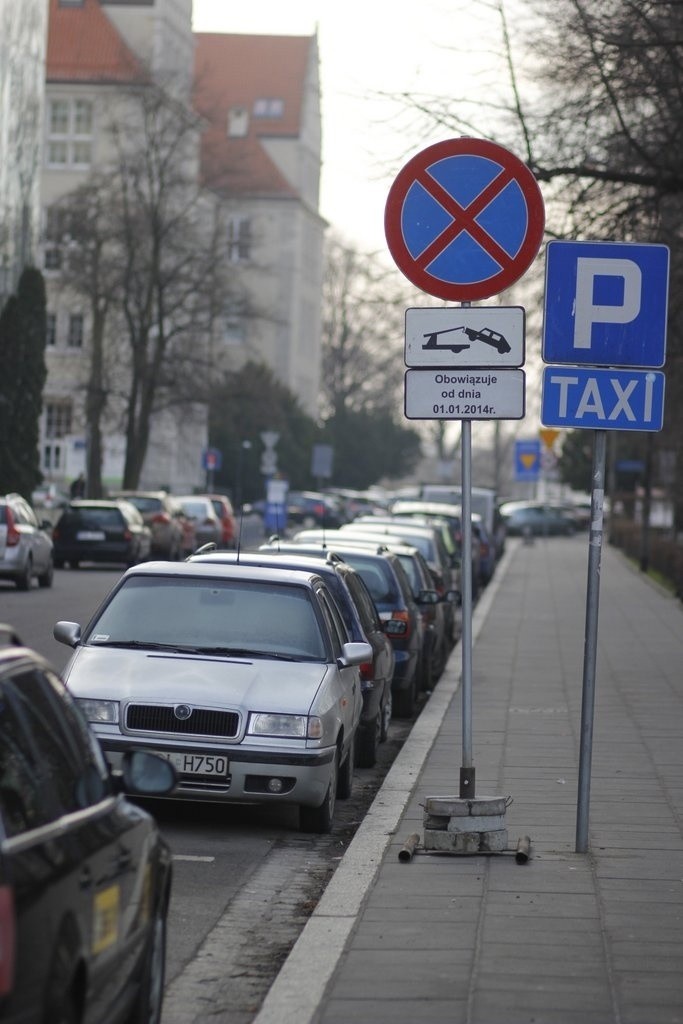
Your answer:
40;2;324;494
193;32;325;416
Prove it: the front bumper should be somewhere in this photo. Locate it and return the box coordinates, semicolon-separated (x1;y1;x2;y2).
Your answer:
102;737;336;808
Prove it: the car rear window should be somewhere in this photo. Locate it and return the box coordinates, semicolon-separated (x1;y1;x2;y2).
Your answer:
85;576;327;659
334;554;399;607
63;508;123;528
126;497;162;514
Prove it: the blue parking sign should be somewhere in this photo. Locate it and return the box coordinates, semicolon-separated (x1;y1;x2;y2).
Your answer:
543;241;669;368
514;439;541;481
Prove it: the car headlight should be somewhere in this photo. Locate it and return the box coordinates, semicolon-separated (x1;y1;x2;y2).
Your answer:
76;698;119;724
248;712;322;739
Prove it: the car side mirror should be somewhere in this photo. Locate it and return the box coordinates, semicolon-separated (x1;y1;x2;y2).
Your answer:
54;620;82;647
120;750;177;796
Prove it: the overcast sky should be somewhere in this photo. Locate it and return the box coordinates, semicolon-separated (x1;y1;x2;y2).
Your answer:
191;0;506;255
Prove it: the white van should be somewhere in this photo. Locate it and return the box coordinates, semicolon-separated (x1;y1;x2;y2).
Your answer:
420;485;505;558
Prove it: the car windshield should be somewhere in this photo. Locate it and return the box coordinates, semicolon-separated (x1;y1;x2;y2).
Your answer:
85;576;327;660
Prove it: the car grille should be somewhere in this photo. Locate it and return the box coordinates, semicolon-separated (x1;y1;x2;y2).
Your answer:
126;704;240;738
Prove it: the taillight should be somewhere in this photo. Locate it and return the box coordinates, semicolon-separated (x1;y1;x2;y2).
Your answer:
123;529;132;541
0;885;16;997
381;609;411;638
359;660;374;683
5;508;20;547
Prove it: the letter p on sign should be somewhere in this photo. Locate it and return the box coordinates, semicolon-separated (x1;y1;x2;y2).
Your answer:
542;240;668;369
574;258;641;350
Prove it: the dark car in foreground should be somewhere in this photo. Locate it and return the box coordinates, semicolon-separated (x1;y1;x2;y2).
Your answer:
52;499;152;568
55;561;370;833
0;636;175;1024
189;549;395;768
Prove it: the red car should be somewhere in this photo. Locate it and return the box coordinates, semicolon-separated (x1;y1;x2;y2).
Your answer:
197;494;237;548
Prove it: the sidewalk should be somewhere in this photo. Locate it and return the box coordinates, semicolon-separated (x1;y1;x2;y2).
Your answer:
254;534;683;1024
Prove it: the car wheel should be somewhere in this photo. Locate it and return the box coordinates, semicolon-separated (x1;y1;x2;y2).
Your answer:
355;712;380;769
336;733;354;798
380;687;393;742
38;556;54;588
69;560;80;569
54;557;65;569
299;750;338;834
15;558;32;591
124;901;167;1024
393;676;416;719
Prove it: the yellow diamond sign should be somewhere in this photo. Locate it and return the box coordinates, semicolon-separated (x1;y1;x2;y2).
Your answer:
540;428;560;450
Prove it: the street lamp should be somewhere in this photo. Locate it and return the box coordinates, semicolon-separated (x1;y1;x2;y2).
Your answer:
236;440;252;510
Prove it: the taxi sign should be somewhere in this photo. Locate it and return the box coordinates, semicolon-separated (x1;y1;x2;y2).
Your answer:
385;138;545;301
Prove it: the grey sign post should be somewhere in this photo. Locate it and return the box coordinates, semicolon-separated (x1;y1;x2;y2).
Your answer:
541;239;669;853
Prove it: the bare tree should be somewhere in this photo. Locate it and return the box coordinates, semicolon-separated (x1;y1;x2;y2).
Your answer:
53;83;239;490
391;0;683;524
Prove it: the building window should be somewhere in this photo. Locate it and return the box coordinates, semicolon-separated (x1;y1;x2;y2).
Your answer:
47;98;93;168
227;217;251;263
67;314;84;348
43;205;67;270
253;98;284;119
45;401;72;439
222;302;246;346
46;314;57;347
227;107;248;138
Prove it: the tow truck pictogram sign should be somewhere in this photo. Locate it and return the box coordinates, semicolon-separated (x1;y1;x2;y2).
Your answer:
405;306;524;368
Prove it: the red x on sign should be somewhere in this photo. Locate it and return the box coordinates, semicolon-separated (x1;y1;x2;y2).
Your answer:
385;138;545;301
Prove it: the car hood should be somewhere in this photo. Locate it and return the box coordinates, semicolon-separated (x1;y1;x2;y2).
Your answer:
63;645;329;714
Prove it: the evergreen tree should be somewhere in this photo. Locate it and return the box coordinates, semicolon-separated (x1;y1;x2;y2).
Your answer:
0;268;47;497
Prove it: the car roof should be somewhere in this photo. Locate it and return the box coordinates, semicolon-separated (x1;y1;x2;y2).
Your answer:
188;550;346;577
391;500;463;515
121;559;326;588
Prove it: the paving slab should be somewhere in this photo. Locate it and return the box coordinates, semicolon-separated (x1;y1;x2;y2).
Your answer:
251;538;683;1024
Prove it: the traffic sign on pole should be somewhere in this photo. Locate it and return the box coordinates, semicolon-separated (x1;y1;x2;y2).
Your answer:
541;366;665;431
404;368;525;420
543;240;669;367
385;138;545;301
405;306;525;368
514;439;541;482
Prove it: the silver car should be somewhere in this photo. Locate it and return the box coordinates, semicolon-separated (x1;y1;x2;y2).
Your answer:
0;493;54;590
54;561;369;833
174;495;222;551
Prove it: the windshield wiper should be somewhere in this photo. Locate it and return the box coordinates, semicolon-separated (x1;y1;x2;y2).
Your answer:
90;640;196;653
191;646;300;661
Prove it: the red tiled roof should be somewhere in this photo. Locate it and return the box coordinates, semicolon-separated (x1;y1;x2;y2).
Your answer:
47;0;145;84
194;33;313;199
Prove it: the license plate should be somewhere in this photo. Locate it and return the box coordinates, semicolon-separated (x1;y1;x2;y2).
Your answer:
77;530;106;541
155;751;229;776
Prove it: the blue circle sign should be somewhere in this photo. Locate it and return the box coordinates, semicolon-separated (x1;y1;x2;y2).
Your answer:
385;138;545;301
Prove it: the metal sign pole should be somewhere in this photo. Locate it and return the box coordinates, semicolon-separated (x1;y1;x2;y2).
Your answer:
459;298;475;799
460;418;475;798
575;429;607;852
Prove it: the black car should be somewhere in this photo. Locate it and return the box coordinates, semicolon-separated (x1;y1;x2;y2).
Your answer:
190;549;395;768
267;537;425;719
0;635;175;1024
53;499;152;568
